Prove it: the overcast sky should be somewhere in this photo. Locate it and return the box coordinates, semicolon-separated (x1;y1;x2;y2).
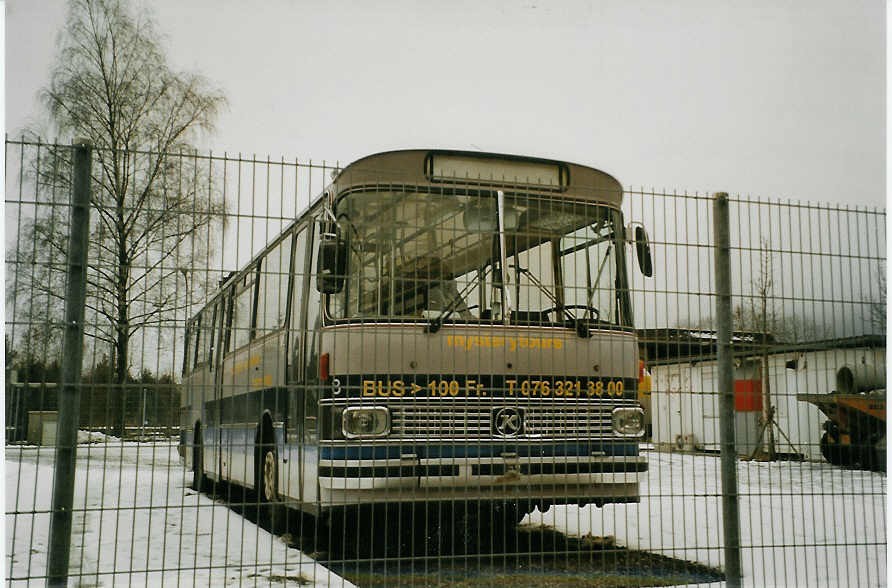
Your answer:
4;0;886;206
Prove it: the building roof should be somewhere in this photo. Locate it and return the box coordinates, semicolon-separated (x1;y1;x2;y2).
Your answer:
638;329;885;366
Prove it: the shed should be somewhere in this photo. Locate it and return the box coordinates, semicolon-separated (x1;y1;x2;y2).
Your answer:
639;331;885;460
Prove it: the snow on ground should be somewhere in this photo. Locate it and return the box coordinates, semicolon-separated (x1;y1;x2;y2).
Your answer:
76;430;110;444
5;439;354;587
526;451;887;588
5;440;886;587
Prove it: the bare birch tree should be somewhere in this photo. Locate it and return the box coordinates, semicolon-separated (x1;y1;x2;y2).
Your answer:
11;0;226;435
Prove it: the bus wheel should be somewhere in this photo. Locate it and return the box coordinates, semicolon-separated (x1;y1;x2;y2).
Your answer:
261;446;278;502
191;424;205;492
256;421;278;503
255;422;280;532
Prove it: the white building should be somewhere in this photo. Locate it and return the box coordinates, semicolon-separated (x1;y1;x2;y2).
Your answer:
641;332;885;461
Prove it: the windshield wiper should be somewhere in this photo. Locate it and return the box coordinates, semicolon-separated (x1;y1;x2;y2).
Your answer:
585;244;612;319
512;265;588;323
425;275;481;334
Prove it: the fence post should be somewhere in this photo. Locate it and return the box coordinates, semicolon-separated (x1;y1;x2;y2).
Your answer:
47;139;92;586
714;192;742;587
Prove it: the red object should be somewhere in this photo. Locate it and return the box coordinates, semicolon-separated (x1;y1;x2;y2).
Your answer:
320;353;330;382
734;380;763;412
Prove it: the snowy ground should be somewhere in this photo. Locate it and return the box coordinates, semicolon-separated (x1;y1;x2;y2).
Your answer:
5;440;887;587
5;439;354;587
526;451;887;588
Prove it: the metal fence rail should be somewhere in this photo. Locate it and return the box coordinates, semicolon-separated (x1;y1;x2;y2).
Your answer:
5;139;886;587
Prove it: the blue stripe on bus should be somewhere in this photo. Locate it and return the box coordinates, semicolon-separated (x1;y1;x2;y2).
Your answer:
319;442;639;460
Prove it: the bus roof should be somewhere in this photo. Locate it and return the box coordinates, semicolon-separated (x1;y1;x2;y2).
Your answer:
332;149;623;206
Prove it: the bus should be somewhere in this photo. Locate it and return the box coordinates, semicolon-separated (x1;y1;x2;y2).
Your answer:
179;149;654;546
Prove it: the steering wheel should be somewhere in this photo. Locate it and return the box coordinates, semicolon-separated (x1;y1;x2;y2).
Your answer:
542;305;601;321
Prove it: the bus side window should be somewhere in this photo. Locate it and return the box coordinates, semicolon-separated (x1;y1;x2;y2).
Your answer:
192;313;202;371
232;270;258;349
182;320;193;377
305;221;322;381
303;222;321;442
214;298;226;366
289;225;308;382
303;244;320;444
221;289;234;357
256;235;292;337
204;302;218;368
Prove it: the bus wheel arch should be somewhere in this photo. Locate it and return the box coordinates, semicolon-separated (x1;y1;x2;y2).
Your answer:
256;412;278;502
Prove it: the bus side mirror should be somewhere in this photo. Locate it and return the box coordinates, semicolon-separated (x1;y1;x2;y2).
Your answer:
316;233;347;294
630;224;654;277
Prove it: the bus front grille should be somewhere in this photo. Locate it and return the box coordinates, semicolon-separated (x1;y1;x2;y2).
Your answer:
389;403;615;440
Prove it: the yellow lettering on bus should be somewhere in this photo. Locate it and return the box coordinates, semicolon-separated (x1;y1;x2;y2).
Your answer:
466;379;485;396
362;380;376;397
355;377;624;398
392;380;405;396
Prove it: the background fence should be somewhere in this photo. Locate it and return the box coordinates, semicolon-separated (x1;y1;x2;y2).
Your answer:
5;139;886;587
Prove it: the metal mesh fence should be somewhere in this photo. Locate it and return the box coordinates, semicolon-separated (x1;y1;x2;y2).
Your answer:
5;139;886;587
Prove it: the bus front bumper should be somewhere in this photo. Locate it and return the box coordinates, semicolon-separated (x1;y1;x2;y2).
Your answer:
318;454;647;505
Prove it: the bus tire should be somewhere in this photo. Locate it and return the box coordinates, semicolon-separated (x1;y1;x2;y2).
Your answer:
256;419;278;503
191;423;204;492
260;446;278;502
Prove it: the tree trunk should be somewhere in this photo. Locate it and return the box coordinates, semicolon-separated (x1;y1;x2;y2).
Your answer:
112;226;130;438
113;321;128;438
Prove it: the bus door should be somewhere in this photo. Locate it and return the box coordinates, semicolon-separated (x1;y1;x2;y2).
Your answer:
210;293;231;482
287;224;310;503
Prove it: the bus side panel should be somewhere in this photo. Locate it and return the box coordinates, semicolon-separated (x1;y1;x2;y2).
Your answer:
219;330;290;489
300;385;320;507
183;367;217;478
300;429;320;507
180;375;198;469
279;383;322;510
280;426;300;503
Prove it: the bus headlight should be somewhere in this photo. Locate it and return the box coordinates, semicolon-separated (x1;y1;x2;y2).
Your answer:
612;407;645;437
342;406;391;439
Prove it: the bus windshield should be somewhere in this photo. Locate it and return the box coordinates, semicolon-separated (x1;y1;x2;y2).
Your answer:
328;189;631;327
